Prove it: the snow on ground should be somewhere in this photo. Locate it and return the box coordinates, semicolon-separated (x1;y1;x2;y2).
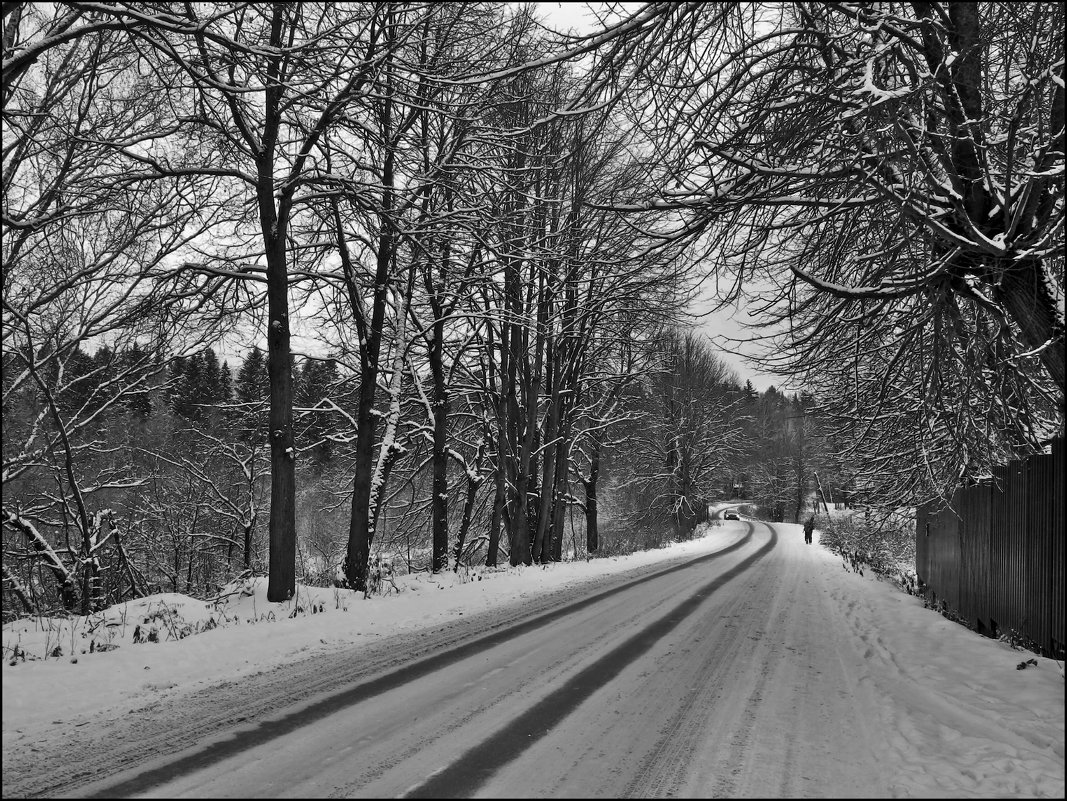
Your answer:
3;516;1064;798
2;521;746;744
805;525;1064;797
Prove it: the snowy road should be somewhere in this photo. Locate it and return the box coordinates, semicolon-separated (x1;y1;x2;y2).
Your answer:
12;517;1058;798
64;521;888;798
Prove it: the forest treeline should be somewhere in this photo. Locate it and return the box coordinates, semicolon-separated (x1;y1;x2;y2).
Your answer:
2;332;850;617
3;2;1062;617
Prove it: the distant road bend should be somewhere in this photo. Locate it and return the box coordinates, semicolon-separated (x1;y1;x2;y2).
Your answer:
62;518;895;799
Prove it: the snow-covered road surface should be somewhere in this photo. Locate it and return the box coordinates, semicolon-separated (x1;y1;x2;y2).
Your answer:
28;519;1059;798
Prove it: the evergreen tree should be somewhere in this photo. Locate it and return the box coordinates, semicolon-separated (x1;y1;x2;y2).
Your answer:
236;347;268;403
218;359;233;404
296;358;318;407
202;347;223;404
166;356;187;408
93;345;115;389
235;347;269;441
296;356;337;467
174;352;206;420
290;354;302;411
80;345;115;416
57;346;96;414
321;357;338;389
122;342;152;422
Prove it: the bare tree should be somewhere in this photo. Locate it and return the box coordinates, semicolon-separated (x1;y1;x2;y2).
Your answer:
585;1;1064;499
108;2;441;600
2;12;234;612
617;330;744;539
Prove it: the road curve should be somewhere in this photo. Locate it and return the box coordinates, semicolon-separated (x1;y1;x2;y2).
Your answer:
64;520;895;798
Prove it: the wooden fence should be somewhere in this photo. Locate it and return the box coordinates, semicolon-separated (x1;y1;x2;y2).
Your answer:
916;437;1064;659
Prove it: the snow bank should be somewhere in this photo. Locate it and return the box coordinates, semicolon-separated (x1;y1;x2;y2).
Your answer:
2;523;744;735
807;525;1064;797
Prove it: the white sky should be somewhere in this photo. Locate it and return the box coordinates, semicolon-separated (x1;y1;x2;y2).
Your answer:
691;290;780;392
532;1;624;34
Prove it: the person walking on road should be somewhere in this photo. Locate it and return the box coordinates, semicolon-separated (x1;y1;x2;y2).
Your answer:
803;516;815;545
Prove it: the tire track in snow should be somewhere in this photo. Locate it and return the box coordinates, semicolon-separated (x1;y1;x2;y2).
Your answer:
707;612;777;798
615;528;788;799
403;524;778;799
12;529;752;799
327;576;691;797
621;577;755;798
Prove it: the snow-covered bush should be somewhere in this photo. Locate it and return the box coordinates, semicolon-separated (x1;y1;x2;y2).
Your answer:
816;508;915;580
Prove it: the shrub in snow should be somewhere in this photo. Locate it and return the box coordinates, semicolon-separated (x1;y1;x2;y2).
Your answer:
6;643;28;666
816;509;915;583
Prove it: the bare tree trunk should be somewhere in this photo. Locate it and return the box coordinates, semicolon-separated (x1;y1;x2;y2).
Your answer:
261;4;296;603
486;460;505;568
343;75;397;591
430;311;449;573
484;319;505;568
533;338;559;563
550;453;569;562
3;563;35;615
451;467;481;571
943;5;1064;396
262;220;297;601
793;409;806;524
550;350;578;562
346;394;377;592
504;256;534;566
584;445;600;554
113;521;147;600
5;510;78;611
243;521;254;571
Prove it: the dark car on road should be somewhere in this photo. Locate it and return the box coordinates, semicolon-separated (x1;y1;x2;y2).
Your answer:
723;511;740;520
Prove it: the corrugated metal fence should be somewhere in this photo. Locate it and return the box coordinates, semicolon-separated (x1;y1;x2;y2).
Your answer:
916;437;1064;659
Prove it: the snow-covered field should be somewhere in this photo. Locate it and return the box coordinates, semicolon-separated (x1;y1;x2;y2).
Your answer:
3;519;1064;798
